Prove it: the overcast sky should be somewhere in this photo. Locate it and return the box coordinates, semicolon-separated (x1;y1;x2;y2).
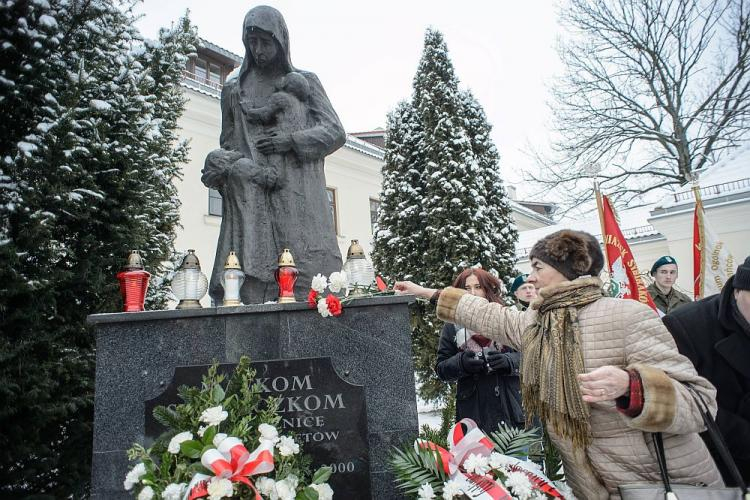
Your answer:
133;1;565;199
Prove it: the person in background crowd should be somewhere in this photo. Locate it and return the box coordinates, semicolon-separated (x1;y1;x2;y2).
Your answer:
435;269;524;434
510;274;537;311
647;255;692;314
396;229;722;499
663;255;750;486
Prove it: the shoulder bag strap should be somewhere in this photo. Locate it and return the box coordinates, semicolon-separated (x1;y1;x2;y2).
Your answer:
653;432;673;494
684;384;748;494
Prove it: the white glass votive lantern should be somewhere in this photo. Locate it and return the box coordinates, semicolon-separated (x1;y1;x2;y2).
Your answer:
342;240;375;294
221;251;245;306
172;249;209;309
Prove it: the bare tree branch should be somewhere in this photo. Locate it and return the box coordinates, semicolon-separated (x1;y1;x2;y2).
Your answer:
529;0;750;214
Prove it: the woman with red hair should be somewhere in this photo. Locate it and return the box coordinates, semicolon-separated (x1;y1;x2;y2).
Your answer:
435;268;525;434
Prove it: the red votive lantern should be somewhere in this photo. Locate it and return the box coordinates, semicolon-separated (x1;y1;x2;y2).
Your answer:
116;250;150;312
274;248;298;303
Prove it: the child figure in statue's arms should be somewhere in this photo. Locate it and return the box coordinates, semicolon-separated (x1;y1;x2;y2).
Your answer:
241;71;310;129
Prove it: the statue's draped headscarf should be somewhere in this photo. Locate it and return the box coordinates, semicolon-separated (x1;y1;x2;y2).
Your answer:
239;5;296;86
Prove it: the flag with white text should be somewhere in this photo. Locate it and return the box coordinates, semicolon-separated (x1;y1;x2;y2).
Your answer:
601;195;658;312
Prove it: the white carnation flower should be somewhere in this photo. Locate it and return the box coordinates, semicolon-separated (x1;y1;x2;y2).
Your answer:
553;480;577;499
162;483;186;500
328;271;348;293
417;482;435;500
488;452;512;471
274;475;299;500
123;462;146;491
167;431;193;454
442;479;463;499
207;477;234;499
212;432;228;448
463;453;490;475
276;435;300;456
317;298;331;317
505;471;534;500
137;485;154;500
256;476;276;496
311;273;328;293
200;405;228;427
258;423;280;444
310;483;334;500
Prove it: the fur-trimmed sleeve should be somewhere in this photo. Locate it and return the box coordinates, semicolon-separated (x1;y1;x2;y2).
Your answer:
436;287;534;351
620;300;717;434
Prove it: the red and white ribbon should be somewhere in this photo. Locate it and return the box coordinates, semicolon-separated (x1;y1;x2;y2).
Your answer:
417;418;511;500
416;418;565;499
185;437;274;500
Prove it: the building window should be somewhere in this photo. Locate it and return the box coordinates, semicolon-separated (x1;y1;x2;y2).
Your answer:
194;58;208;82
369;198;380;234
327;187;338;234
209;63;221;85
208;188;222;216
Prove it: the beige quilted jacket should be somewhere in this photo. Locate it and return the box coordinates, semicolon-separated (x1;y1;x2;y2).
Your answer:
436;280;723;499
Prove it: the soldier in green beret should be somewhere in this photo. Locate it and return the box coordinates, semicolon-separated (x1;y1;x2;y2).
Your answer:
647;256;692;315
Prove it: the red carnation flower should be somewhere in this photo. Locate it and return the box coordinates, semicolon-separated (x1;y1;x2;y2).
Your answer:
307;290;318;308
376;276;387;291
325;294;342;317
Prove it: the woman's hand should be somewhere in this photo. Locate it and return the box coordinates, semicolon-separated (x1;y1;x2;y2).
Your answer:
578;365;630;403
256;131;293;154
394;281;436;300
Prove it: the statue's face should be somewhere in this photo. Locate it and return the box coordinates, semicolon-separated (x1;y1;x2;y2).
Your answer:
246;28;278;68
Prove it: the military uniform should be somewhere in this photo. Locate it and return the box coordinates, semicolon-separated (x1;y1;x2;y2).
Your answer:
647;282;692;314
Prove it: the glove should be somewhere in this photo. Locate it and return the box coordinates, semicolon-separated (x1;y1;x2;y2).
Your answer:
485;350;512;374
460;351;485;374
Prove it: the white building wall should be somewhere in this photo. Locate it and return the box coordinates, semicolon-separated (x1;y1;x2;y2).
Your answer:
649;200;750;292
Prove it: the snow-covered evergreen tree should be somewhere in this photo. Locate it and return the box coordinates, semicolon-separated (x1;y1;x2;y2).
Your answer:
372;29;517;402
0;1;196;494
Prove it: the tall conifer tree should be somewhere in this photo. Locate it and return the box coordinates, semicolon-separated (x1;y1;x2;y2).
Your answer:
0;1;196;494
373;29;517;402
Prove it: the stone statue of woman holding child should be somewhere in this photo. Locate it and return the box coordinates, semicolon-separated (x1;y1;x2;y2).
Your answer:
202;5;346;304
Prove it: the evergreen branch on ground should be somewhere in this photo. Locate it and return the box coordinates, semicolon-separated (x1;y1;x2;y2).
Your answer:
389;446;448;495
488;423;542;458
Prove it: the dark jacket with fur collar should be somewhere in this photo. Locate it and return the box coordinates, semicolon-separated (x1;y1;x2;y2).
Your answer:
664;276;750;485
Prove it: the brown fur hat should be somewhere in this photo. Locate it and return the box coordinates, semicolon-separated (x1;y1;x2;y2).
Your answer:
529;230;604;281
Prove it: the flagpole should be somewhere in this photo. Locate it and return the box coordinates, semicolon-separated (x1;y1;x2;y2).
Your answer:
593;176;611;271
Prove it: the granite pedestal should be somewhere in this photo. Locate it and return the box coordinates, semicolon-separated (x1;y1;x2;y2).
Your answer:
88;295;418;499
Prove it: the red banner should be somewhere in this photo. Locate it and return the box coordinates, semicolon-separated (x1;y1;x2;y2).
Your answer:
600;195;657;312
693;199;703;299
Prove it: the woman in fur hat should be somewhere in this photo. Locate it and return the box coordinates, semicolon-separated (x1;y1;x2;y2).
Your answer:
396;229;723;499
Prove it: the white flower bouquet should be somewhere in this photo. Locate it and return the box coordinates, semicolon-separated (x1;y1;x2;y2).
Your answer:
125;357;333;499
389;419;574;500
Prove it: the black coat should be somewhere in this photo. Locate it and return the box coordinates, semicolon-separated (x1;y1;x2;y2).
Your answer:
663;276;750;486
435;323;525;435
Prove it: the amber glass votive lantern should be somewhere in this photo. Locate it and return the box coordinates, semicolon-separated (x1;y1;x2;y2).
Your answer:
274;248;298;303
221;251;245;306
116;250;150;312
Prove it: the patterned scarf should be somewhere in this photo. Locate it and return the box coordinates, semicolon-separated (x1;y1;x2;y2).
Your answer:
521;277;603;449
